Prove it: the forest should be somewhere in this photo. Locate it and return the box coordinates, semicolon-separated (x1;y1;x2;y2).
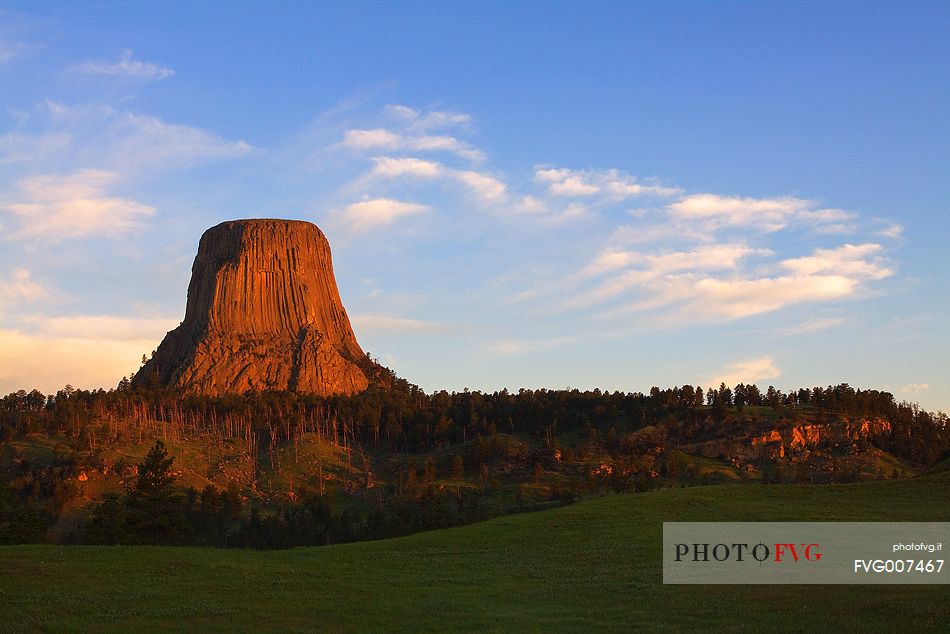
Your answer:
1;369;947;549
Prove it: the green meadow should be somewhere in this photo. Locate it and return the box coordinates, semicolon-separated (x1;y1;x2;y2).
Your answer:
2;474;947;632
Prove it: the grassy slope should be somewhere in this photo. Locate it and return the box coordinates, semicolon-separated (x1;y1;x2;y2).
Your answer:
1;474;948;632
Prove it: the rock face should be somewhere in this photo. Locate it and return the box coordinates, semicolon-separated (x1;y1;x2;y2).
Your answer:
135;219;369;396
682;419;892;462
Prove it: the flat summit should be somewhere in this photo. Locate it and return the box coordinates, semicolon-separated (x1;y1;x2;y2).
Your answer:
136;219;369;396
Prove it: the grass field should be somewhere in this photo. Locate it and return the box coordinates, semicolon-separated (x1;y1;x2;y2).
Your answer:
1;474;948;632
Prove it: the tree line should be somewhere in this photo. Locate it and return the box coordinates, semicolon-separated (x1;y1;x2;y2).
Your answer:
2;378;946;466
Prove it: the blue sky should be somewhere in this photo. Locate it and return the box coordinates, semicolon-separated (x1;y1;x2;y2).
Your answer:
0;2;948;411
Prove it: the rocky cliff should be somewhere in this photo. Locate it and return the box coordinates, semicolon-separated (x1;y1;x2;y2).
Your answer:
682;419;892;461
135;219;370;396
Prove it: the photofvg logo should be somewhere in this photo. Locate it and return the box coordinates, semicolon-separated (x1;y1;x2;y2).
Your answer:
674;541;823;564
663;522;948;584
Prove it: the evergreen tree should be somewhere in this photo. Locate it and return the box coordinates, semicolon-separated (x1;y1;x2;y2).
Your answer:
125;440;187;544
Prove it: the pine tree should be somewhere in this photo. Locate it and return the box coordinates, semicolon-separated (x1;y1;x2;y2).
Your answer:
125;440;186;544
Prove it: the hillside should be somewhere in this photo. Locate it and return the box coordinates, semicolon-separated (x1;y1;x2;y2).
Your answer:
1;382;947;547
1;473;947;632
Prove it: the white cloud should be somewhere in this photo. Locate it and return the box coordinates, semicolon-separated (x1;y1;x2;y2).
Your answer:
4;169;154;241
339;128;484;161
536;169;599;196
508;196;592;225
599;270;860;322
384;104;473;131
707;356;781;388
578;244;770;305
340;198;429;231
535;167;680;199
798;208;857;225
670;193;806;232
639;244;770;275
811;223;855;235
669;193;855;235
333;105;905;338
583;249;638;276
878;223;904;239
337;104;481;161
454;169;506;201
900;383;929;394
598;269;866;322
370;156;442;179
351;314;449;335
570;239;895;323
368;156;506;203
513;195;548;215
72;49;174;80
681;274;858;319
781;243;893;280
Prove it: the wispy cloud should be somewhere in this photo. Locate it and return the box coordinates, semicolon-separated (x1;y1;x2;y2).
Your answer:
778;316;846;335
0;9;38;65
46;102;252;170
336;104;482;161
781;243;892;280
535;167;680;199
877;223;904;239
576;243;771;306
3;169;154;241
72;49;174;80
339;197;429;231
609;219;707;245
0;39;21;64
384;104;473;131
454;169;507;201
0;268;48;307
2;101;253;174
707;356;781;388
338;128;484;161
0;132;71;164
328;104;905;343
340;108;686;227
367;156;506;203
582;248;639;276
900;383;929;394
669;193;856;234
483;336;577;355
352;314;450;335
369;156;442;179
585;239;893;322
668;274;858;320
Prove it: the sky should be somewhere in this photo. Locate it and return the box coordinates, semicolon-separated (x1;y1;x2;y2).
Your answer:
0;1;948;412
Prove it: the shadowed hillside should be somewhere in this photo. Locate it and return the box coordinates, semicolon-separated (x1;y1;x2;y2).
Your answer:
1;380;946;548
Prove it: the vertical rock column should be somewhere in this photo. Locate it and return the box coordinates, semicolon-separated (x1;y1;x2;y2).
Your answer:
135;219;369;396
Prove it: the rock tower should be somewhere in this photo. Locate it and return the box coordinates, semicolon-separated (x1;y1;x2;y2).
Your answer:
135;219;369;396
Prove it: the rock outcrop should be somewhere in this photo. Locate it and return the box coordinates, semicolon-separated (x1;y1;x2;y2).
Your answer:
135;219;369;396
682;419;892;461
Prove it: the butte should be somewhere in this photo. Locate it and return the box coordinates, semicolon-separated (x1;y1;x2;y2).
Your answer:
135;219;370;396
